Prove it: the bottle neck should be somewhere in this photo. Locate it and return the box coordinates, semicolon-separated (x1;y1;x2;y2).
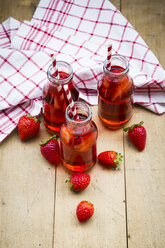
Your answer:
47;61;73;85
65;101;92;126
104;54;129;77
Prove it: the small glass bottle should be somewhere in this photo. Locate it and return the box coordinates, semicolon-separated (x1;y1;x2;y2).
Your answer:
42;61;79;134
98;54;134;129
60;101;98;172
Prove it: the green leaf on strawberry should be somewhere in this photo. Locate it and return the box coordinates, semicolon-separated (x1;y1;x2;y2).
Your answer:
40;135;60;165
98;150;123;168
18;114;40;141
76;200;94;222
66;172;90;192
124;121;146;151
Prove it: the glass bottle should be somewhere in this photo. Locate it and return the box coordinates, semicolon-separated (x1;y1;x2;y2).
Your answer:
42;61;79;134
98;54;134;129
60;101;98;172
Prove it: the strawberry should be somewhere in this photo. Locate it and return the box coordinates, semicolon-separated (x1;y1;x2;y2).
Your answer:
124;121;146;151
66;172;90;192
98;150;123;168
76;201;94;222
18;114;40;141
40;135;60;165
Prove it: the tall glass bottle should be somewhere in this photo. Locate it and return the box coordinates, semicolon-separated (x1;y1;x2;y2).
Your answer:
98;54;134;129
43;61;79;134
60;101;98;172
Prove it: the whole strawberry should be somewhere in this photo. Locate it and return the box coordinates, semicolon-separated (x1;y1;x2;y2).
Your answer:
66;172;90;192
76;201;94;222
98;151;123;168
40;135;60;165
124;121;146;151
18;114;40;141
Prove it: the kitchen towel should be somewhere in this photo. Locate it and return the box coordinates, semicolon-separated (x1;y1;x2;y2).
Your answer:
0;0;165;143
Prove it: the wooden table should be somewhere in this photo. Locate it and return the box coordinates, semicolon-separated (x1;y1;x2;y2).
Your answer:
0;1;165;247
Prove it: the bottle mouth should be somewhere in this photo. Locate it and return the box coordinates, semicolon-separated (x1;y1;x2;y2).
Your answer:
47;61;73;84
104;54;129;77
65;101;92;125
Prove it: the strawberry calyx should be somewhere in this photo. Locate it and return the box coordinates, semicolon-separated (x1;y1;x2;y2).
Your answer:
114;152;123;167
65;179;73;190
40;135;58;146
26;114;40;123
124;121;144;132
81;200;93;205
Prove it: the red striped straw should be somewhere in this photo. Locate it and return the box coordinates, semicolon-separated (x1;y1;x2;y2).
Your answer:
63;84;77;119
50;54;77;118
50;53;59;77
106;40;112;71
50;53;64;101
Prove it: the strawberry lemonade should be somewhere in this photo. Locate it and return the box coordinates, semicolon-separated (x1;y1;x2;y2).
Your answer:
98;54;134;129
43;61;79;134
60;101;98;172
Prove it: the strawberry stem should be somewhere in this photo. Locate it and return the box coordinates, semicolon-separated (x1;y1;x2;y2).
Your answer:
26;114;40;123
40;135;57;146
124;121;144;132
81;200;93;205
65;179;73;189
114;152;123;167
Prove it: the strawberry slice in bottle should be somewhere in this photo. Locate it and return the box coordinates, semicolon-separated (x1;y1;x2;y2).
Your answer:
111;76;133;101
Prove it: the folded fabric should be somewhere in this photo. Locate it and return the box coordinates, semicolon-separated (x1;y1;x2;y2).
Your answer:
0;49;50;111
11;24;165;109
0;17;20;49
0;0;165;143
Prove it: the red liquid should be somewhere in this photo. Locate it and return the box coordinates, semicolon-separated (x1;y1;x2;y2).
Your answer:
60;114;98;172
43;71;79;134
98;65;133;129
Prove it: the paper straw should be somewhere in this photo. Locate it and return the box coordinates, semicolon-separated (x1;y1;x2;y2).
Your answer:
50;53;59;78
106;40;112;70
50;54;77;117
63;84;77;118
50;53;64;101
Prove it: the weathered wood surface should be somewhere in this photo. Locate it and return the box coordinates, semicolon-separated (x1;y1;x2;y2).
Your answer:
0;0;165;247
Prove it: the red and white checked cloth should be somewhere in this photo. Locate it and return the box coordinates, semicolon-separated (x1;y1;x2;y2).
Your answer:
0;0;165;143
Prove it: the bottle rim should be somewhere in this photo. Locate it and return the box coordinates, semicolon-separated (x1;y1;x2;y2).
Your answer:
104;54;129;77
65;101;92;125
47;61;73;84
